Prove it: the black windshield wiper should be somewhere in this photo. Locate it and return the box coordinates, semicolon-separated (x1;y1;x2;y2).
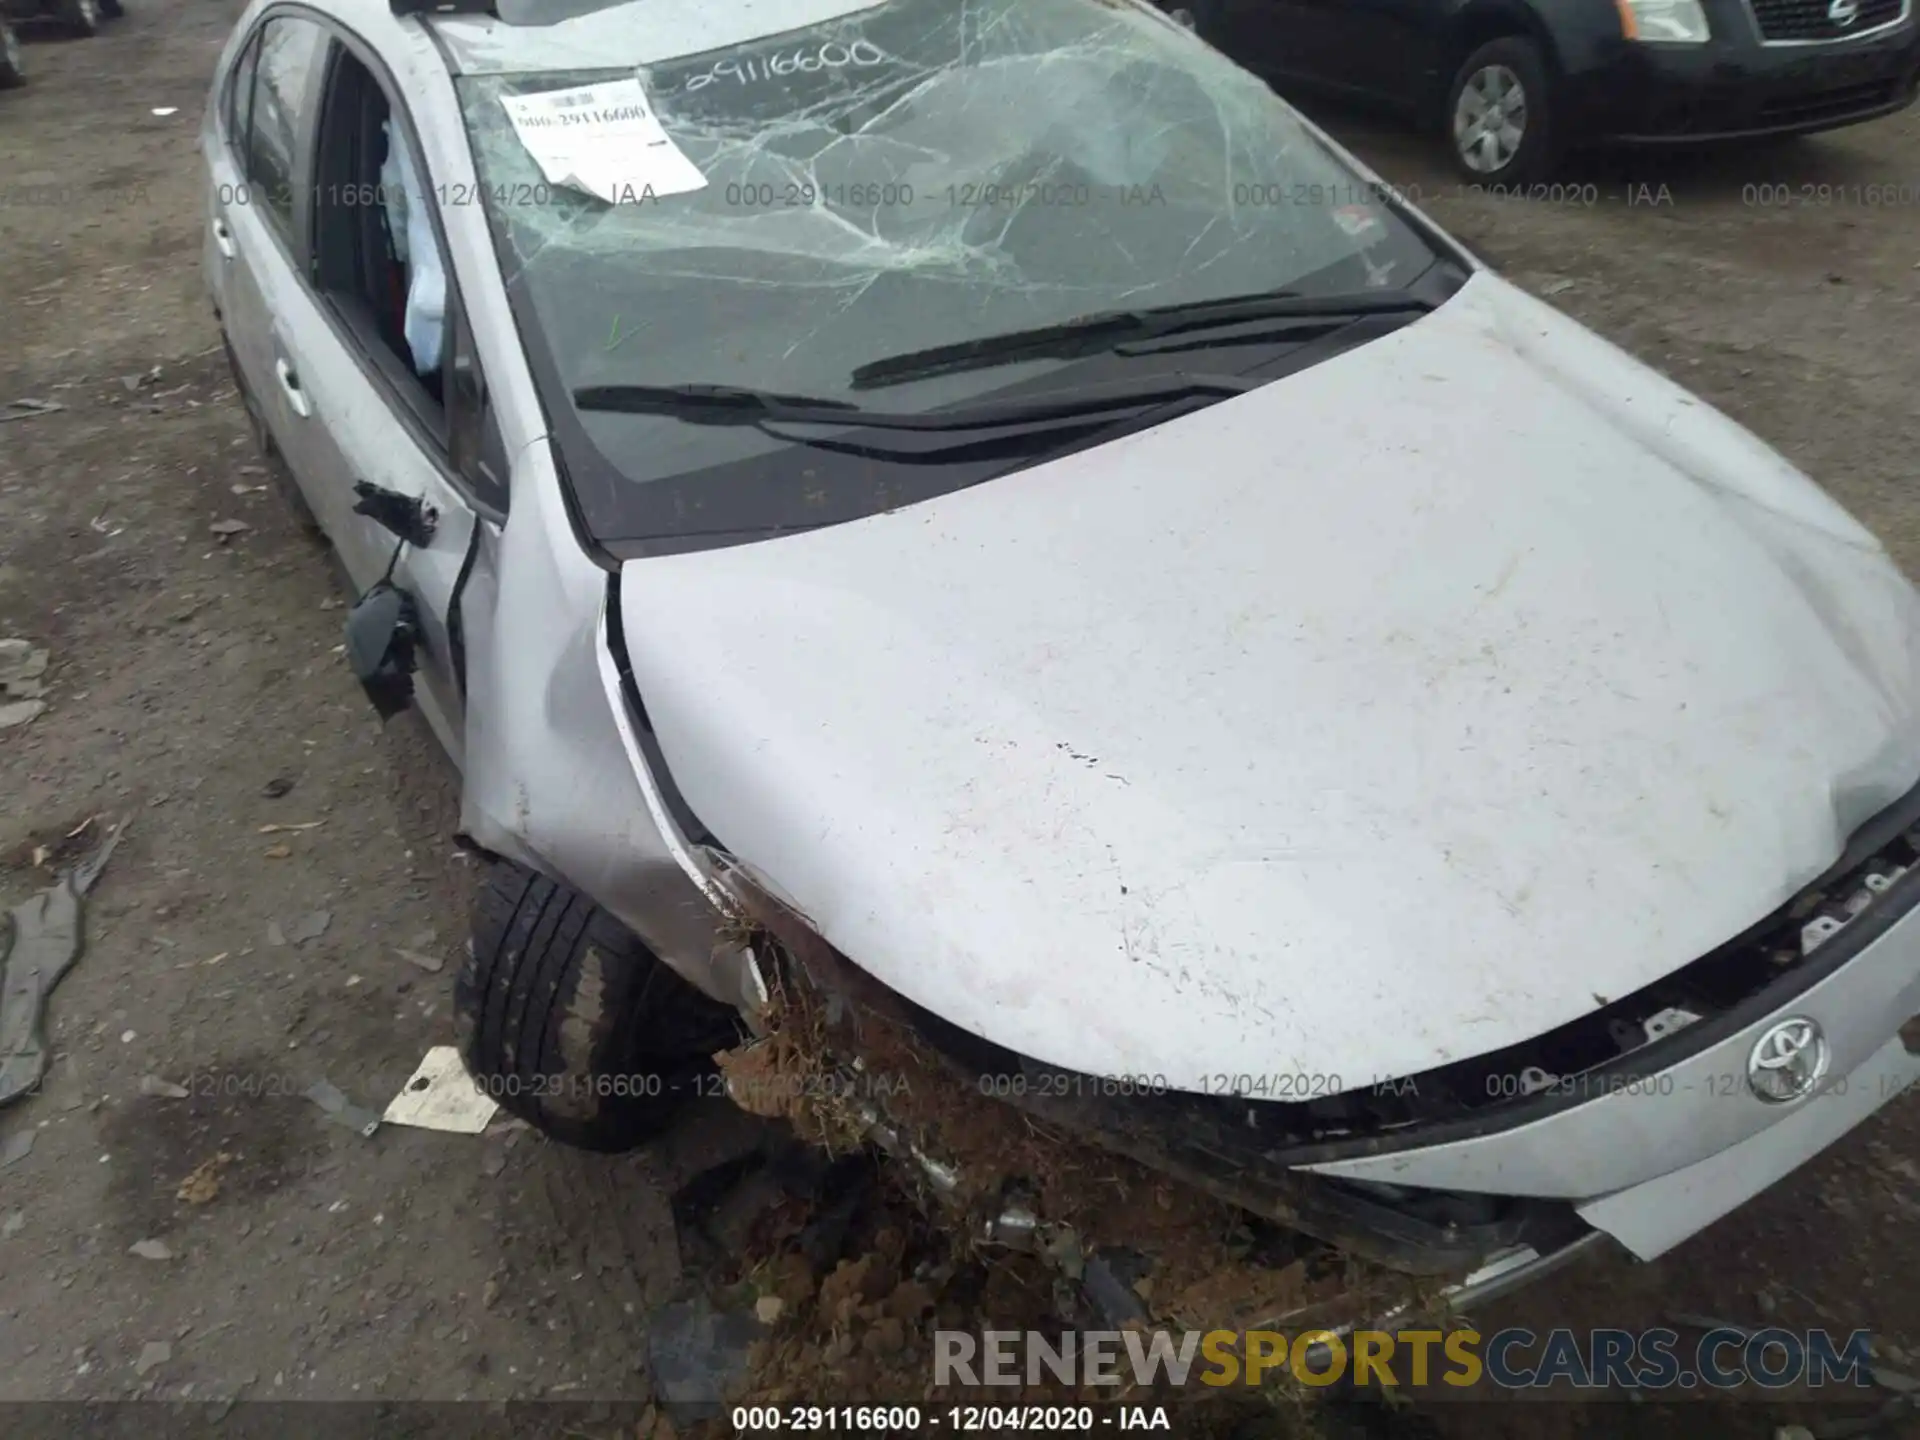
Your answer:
571;373;1259;461
572;373;1256;430
849;287;1435;390
570;382;865;420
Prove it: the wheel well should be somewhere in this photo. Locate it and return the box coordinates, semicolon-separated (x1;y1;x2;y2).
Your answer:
1433;1;1562;126
1449;2;1564;82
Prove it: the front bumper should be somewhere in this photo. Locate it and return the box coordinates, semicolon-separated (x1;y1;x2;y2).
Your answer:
1580;1024;1919;1257
730;786;1920;1283
1561;2;1920;142
1310;842;1920;1261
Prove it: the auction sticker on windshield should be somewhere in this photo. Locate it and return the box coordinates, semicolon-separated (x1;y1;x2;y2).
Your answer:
501;77;706;204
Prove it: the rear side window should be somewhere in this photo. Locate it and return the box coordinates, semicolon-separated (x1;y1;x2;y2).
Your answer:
244;16;327;242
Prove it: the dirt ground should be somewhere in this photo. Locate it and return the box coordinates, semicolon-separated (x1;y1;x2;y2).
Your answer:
1;2;1918;1434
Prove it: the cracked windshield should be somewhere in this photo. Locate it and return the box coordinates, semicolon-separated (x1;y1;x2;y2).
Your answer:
457;0;1432;438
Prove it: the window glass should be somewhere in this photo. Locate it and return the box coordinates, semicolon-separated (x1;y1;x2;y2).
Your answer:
311;48;452;424
447;301;510;511
227;31;259;155
245;17;327;240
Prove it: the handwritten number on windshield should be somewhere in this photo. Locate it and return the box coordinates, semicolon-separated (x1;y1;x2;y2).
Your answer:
682;40;894;92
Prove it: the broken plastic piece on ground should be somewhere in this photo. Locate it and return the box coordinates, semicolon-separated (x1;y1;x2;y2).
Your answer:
280;913;332;948
0;639;48;695
305;1078;382;1138
0;398;63;423
395;947;443;973
0;698;45;729
0;638;50;729
382;1046;498;1133
0;816;128;1108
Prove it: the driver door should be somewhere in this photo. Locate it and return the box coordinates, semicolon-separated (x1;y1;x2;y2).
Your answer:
273;27;506;758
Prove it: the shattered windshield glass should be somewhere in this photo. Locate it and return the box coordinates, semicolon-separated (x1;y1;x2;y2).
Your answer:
455;0;1440;539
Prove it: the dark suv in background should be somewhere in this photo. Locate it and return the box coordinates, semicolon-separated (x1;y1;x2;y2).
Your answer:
1174;0;1920;182
1;20;23;85
2;0;120;41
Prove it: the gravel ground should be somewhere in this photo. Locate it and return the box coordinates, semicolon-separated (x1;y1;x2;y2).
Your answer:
1;3;1917;1433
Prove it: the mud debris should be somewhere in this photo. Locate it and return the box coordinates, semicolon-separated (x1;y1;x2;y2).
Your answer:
717;965;1381;1335
690;969;1393;1424
175;1152;232;1205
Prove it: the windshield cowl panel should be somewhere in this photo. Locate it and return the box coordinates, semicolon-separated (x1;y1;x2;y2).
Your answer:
455;0;1445;547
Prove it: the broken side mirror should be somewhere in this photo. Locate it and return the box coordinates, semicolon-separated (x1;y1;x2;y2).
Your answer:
352;480;436;548
344;581;420;721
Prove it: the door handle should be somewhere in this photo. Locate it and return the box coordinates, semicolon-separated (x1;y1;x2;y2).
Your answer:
211;217;236;259
274;358;312;418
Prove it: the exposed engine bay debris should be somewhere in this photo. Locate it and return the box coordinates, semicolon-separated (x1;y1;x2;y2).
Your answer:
685;952;1438;1418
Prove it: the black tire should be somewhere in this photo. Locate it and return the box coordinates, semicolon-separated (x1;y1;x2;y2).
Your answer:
0;25;24;88
456;860;743;1152
1445;37;1558;187
60;0;100;37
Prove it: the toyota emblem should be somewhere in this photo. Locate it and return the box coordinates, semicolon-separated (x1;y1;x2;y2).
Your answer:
1747;1017;1830;1103
1828;0;1861;25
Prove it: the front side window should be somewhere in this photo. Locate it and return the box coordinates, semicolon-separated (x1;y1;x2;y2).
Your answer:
455;0;1446;548
312;47;449;413
226;30;260;157
245;15;327;241
448;303;510;512
308;44;508;510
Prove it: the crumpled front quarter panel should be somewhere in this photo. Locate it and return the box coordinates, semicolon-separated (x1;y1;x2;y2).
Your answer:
458;439;736;1005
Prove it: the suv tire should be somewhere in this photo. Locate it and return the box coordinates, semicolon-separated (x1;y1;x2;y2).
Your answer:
1446;37;1559;186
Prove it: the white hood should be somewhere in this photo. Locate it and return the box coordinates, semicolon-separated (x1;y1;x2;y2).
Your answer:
618;272;1920;1090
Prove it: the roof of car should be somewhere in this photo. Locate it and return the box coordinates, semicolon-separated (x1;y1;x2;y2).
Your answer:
423;0;893;76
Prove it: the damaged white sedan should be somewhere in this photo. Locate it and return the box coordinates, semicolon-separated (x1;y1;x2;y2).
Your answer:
203;0;1920;1316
